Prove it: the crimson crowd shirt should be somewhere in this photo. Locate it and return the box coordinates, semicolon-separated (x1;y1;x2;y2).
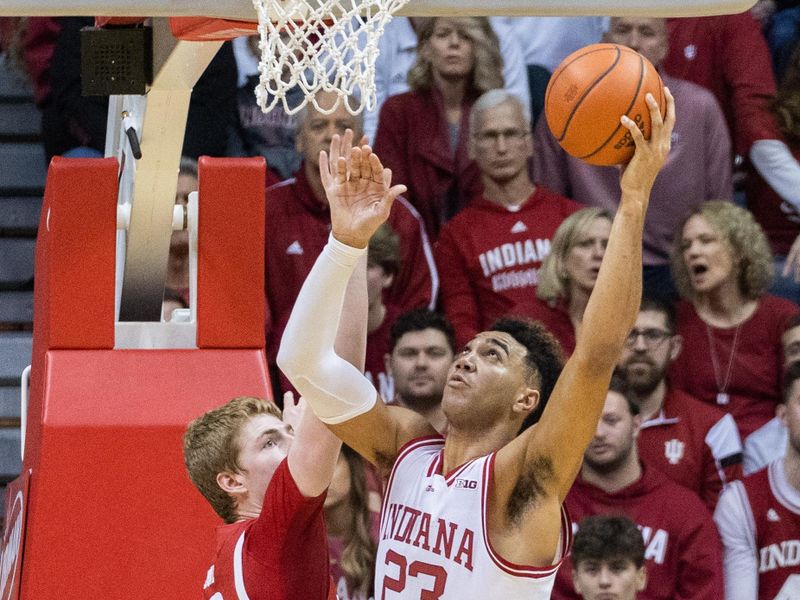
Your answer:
553;464;723;600
669;296;798;440
435;188;581;347
638;387;743;511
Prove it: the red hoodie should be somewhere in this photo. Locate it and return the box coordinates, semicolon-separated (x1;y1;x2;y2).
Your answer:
553;463;723;600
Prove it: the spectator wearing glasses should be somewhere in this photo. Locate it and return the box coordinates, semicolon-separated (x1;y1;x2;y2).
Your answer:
618;297;744;511
669;201;799;446
434;89;581;347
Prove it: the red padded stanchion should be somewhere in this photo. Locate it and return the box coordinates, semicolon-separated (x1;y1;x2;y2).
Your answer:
197;157;266;349
1;157;273;598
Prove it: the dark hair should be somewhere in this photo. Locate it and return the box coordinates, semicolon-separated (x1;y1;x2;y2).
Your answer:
389;309;456;354
609;369;641;416
783;360;800;402
572;515;645;569
784;312;800;335
639;296;676;333
488;317;564;432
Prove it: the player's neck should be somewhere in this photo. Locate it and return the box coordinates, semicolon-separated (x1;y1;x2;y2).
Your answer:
633;380;667;422
443;422;512;473
482;176;535;209
580;452;642;494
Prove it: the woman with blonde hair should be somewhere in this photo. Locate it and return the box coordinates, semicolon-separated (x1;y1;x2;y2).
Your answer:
526;207;614;356
669;201;798;442
325;445;381;600
373;16;504;238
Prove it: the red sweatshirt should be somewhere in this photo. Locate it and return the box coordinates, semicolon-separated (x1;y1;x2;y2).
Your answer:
265;168;437;367
638;387;743;512
554;464;723;600
435;188;581;347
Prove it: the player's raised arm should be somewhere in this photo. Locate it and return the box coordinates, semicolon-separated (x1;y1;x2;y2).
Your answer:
277;130;436;473
517;89;675;500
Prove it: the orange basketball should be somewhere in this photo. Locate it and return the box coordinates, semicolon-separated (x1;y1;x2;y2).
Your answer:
544;43;666;167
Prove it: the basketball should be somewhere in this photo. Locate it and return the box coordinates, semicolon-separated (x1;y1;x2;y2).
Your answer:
544;43;666;166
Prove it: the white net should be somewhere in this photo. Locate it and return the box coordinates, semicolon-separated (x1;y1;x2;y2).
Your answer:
252;0;410;115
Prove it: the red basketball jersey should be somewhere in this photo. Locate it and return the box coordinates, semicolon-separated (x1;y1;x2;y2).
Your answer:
744;462;800;599
202;459;336;600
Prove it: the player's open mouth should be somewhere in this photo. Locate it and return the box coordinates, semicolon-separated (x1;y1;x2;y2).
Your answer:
448;374;468;385
690;263;708;276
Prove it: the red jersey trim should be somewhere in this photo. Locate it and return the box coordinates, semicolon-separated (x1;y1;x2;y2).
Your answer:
479;453;570;579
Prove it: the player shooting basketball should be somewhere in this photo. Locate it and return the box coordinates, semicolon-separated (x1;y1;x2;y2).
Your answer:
278;89;675;598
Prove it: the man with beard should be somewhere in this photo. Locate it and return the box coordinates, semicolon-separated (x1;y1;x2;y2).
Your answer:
384;309;456;433
619;297;744;510
551;375;723;600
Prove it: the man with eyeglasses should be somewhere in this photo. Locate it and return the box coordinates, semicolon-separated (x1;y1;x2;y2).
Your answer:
435;89;581;346
618;296;743;511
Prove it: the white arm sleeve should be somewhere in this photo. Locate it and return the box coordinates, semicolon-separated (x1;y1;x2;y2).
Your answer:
750;139;800;213
277;234;378;424
714;482;759;600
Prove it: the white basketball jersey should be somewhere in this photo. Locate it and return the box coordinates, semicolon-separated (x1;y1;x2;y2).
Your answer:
375;437;571;600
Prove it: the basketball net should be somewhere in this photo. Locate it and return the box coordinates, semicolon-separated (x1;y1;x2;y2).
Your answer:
252;0;410;115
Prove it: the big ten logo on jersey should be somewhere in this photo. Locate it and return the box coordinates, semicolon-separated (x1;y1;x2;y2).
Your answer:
570;522;669;566
454;479;477;489
478;239;551;294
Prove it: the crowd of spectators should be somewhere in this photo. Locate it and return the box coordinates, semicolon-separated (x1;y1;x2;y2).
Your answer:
4;8;800;599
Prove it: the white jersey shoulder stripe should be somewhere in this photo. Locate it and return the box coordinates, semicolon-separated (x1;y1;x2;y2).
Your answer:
233;531;251;600
479;454;571;578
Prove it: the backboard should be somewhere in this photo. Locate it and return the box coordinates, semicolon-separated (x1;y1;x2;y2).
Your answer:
0;0;759;18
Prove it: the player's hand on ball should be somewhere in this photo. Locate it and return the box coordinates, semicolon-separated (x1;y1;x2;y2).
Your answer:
281;391;305;433
319;128;407;249
619;86;675;200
